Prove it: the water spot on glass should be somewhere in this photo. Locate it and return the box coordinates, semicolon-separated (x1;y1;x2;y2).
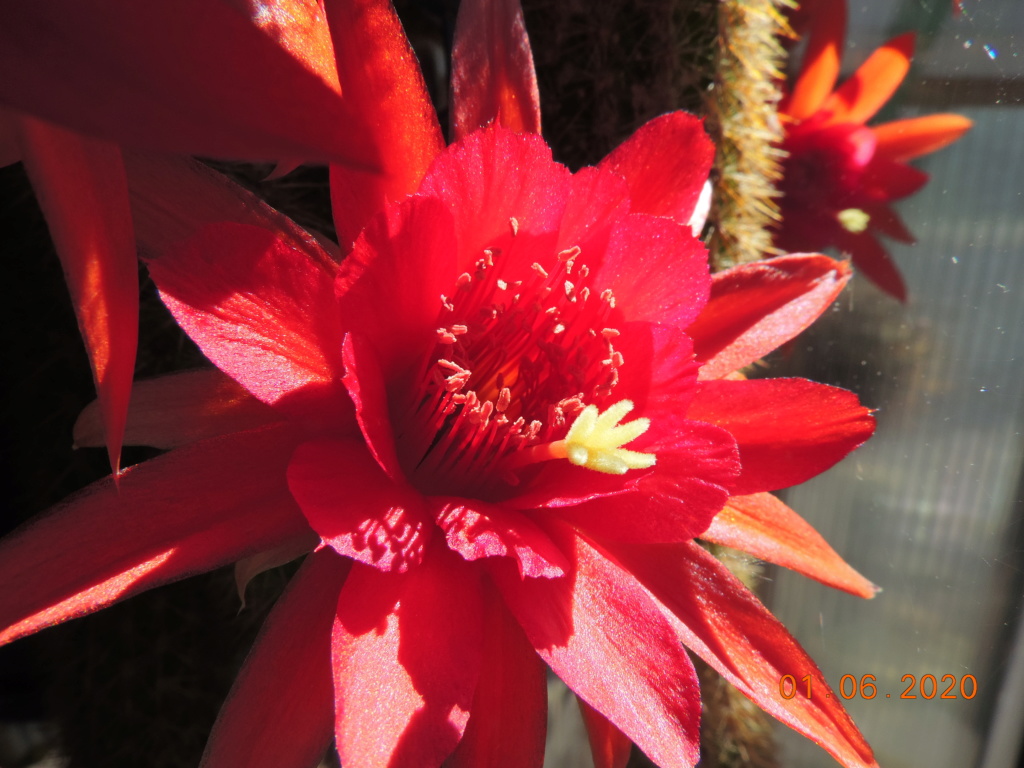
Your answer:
984;44;998;59
952;256;960;263
964;39;973;49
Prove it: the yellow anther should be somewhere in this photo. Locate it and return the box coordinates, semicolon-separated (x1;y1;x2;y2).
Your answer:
564;400;656;474
838;208;871;233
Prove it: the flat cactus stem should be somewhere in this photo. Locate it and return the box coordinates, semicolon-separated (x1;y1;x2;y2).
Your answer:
709;0;794;269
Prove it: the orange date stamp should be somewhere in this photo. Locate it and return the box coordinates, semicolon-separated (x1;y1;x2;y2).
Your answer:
778;673;977;701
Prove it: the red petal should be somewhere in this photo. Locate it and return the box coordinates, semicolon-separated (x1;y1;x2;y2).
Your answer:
74;369;281;450
287;439;431;572
235;533;319;608
873;114;972;162
702;493;878;597
864;204;915;244
335;196;457;382
613;323;700;417
491;525;702;768
688;378;874;495
504;464;640;513
557;418;737;544
821;33;915;126
592;213;711;330
200;550;348;768
332;549;482;768
598;112;715;228
431;497;568;578
148;222;352;429
687;254;852;380
555;165;630;255
418;125;572;276
0;424;309;647
446;581;547;768
615;541;878;768
578;699;633;768
17;116;137;474
451;0;541;139
244;0;342;93
860;156;928;201
341;334;403;480
784;0;846;120
325;0;444;248
124;152;338;269
835;229;908;301
0;1;376;165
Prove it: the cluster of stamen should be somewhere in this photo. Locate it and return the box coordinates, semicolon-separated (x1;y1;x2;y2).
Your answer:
395;219;655;497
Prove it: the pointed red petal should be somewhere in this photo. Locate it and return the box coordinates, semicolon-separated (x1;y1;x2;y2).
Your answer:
74;369;281;450
235;533;319;608
861;156;929;201
872;113;971;162
287;438;432;573
0;424;309;647
615;541;878;768
555;165;630;255
418;125;572;276
864;204;915;244
17;116;137;474
431;497;568;578
598;113;715;228
835;229;908;301
491;526;702;768
446;582;547;768
451;0;541;140
557;419;737;545
243;0;342;93
335;196;457;382
332;550;482;768
784;0;847;120
124;152;338;268
613;323;700;417
200;550;348;768
687;254;851;380
821;33;915;125
325;0;444;248
688;378;874;495
591;213;711;330
147;222;351;428
702;493;878;597
0;1;376;165
341;334;403;480
578;698;633;768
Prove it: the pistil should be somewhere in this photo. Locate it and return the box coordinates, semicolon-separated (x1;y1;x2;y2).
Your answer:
507;400;656;475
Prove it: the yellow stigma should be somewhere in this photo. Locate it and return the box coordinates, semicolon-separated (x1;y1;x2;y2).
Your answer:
563;400;656;474
837;208;871;233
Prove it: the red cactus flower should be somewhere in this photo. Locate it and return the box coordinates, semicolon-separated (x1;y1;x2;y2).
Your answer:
776;0;972;300
2;1;878;767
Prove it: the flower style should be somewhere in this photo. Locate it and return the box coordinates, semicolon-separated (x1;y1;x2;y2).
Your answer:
776;0;972;300
2;1;878;767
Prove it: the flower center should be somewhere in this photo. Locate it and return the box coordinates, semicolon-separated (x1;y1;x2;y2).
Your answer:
395;220;650;497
